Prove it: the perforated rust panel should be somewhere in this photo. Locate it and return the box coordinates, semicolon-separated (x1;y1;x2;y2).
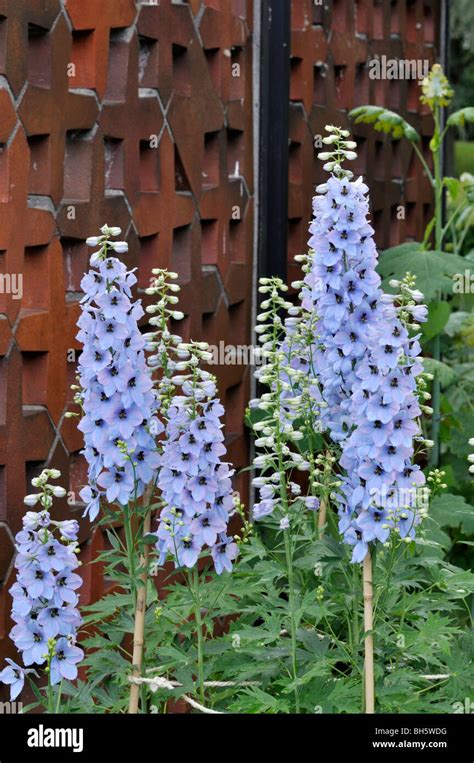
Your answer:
0;0;253;653
288;0;441;284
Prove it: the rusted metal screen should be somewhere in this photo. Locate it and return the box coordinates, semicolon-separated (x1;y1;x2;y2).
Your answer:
288;0;441;283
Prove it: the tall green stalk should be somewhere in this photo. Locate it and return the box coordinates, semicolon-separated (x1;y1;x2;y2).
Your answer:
273;323;301;713
190;567;205;704
283;530;300;713
429;104;443;467
122;504;138;607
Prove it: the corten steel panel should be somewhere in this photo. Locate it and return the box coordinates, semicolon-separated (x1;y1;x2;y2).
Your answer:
288;0;441;285
0;0;254;659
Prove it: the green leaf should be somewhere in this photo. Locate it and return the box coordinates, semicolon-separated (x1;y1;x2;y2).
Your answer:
421;301;451;342
447;107;474;128
350;106;420;142
439;568;474;597
430;493;474;535
444;310;471;337
377;245;467;301
245;405;269;430
444;176;462;200
447;410;474;462
422;358;457;388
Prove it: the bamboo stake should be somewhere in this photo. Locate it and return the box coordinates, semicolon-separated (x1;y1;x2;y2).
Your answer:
317;497;327;535
363;549;375;714
128;486;154;714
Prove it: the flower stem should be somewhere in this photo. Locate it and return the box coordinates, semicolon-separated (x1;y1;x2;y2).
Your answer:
47;672;54;714
429;105;443;467
55;680;63;714
45;643;55;714
190;566;205;704
363;550;375;713
283;530;300;713
122;504;137;607
352;565;360;659
129;486;153;714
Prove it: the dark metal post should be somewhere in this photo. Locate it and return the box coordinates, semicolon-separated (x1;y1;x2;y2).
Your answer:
258;0;290;282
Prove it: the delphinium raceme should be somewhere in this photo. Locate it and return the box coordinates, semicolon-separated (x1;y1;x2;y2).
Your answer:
303;127;430;562
250;277;325;712
74;225;160;600
279;258;338;533
154;340;237;702
0;470;83;711
127;267;186;714
303;125;430;712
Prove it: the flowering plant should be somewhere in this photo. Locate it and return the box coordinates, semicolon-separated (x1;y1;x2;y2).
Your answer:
0;470;83;712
